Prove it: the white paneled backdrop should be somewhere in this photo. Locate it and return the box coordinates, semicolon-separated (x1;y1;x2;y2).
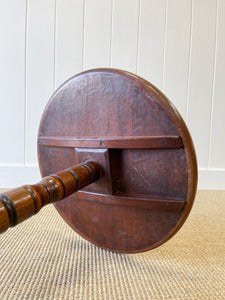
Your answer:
0;0;225;189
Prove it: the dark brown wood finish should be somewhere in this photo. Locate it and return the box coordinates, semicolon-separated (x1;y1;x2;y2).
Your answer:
38;135;183;149
38;68;198;253
0;161;102;233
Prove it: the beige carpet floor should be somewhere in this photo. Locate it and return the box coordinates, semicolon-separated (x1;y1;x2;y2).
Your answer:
0;190;224;299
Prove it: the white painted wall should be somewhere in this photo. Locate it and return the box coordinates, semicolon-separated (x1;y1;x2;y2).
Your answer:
0;0;224;189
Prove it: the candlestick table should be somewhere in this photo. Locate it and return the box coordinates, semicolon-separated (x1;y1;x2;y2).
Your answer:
0;69;197;253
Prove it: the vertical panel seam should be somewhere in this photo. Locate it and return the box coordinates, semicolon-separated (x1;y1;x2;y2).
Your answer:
82;0;86;71
135;0;141;74
110;0;114;67
24;0;28;166
208;0;219;168
161;0;168;91
109;0;114;67
53;0;57;91
185;0;194;123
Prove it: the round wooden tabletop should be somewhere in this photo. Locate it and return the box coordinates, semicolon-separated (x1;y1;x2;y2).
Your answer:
38;69;197;253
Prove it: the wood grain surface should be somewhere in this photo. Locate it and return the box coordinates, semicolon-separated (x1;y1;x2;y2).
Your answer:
38;68;198;253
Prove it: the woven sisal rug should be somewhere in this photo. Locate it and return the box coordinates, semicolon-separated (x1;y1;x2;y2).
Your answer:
0;190;224;299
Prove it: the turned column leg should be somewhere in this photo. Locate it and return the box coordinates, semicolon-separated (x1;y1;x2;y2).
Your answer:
0;161;102;234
